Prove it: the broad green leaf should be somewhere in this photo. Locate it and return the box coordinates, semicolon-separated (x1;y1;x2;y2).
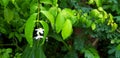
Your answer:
2;0;9;7
95;0;102;7
41;11;54;29
49;7;58;17
40;0;52;5
25;13;37;47
40;21;49;45
91;23;96;30
89;48;100;58
4;8;14;23
56;12;65;33
62;19;73;40
85;48;100;58
85;50;94;58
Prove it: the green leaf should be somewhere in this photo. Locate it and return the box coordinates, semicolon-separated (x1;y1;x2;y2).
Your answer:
62;9;76;24
88;0;94;4
2;0;9;7
0;27;7;34
95;0;102;7
56;12;65;33
84;48;100;58
91;23;96;30
49;32;63;42
111;23;118;32
34;45;46;58
86;20;92;28
30;3;37;14
52;0;58;6
40;0;52;5
49;7;58;17
22;44;46;58
61;19;73;40
90;9;100;18
40;20;49;45
4;8;14;23
41;11;54;29
25;13;37;47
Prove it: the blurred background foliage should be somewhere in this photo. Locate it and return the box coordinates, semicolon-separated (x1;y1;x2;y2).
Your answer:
0;0;120;58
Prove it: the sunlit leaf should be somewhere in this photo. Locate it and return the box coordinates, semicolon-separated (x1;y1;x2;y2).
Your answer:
56;12;65;33
49;7;58;17
90;9;100;18
91;23;96;30
61;19;73;40
88;0;94;4
95;0;102;7
40;21;49;45
41;11;54;29
111;23;118;32
25;13;37;47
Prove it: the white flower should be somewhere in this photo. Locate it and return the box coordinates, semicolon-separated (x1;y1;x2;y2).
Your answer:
35;28;44;36
34;28;48;41
34;35;43;40
34;28;44;40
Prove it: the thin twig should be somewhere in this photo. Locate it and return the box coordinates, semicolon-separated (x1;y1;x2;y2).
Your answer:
92;39;99;46
14;38;23;51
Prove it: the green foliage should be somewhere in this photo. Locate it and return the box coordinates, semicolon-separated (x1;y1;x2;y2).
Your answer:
0;0;120;58
40;20;49;45
61;19;73;40
25;13;37;47
0;48;12;58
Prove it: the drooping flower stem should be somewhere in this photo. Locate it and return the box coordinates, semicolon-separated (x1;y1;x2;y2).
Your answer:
37;0;40;28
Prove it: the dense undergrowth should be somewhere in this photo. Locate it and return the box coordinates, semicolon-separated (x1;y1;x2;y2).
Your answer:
0;0;120;58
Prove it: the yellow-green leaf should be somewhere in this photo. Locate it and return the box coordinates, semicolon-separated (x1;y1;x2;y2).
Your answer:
91;23;96;30
61;19;73;40
56;12;65;33
111;23;118;32
88;0;94;4
95;0;102;7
